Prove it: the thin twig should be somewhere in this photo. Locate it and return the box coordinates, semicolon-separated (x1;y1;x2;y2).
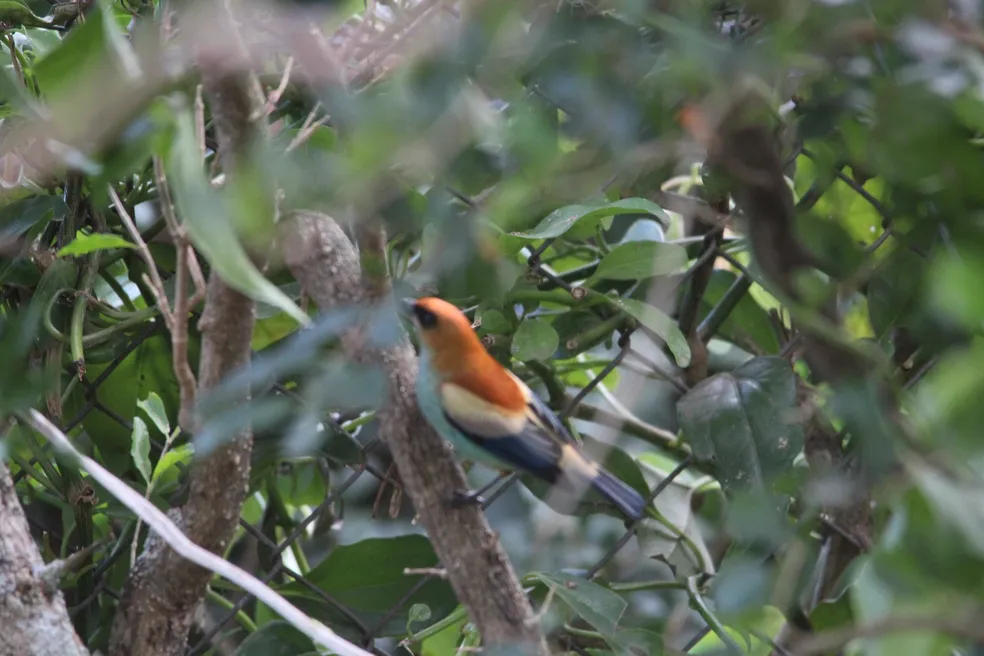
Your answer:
262;56;294;117
286;105;331;153
347;0;442;88
130;425;181;568
108;185;174;330
35;536;113;589
788;612;984;655
153;156;200;432
6;34;22;85
404;567;447;579
194;84;206;161
23;410;373;656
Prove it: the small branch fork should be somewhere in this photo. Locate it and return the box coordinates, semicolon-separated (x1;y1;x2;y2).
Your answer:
108;157;207;433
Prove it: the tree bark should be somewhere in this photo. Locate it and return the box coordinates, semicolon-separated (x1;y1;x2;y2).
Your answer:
281;211;549;655
0;461;88;656
109;12;262;655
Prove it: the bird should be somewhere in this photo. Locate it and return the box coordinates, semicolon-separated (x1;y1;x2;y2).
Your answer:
403;296;647;521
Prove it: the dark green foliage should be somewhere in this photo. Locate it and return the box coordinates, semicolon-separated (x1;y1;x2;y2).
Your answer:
1;0;983;654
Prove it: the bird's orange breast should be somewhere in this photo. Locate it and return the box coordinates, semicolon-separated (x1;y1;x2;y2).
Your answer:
445;364;527;413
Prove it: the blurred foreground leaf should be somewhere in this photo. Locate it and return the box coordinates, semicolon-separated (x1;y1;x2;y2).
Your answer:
167;106;310;325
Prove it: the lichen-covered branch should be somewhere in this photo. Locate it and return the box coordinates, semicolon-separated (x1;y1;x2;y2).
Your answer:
0;460;88;656
281;211;549;655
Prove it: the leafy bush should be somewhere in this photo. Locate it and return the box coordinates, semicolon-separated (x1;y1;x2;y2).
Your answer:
2;0;984;655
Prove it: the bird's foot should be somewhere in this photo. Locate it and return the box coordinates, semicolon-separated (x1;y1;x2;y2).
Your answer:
450;489;487;508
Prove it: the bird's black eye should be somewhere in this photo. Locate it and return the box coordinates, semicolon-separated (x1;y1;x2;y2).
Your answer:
412;306;439;330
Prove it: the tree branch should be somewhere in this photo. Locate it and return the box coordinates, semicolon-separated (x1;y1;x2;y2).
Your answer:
281;211;549;655
787;611;984;655
0;459;88;656
24;410;370;656
108;4;262;653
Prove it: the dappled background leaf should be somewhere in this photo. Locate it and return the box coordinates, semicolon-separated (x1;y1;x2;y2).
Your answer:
3;0;984;654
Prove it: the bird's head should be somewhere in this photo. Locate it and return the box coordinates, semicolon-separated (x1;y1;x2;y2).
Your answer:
403;296;525;408
403;297;483;361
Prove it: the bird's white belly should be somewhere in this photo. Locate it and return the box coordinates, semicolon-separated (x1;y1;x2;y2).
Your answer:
415;356;513;470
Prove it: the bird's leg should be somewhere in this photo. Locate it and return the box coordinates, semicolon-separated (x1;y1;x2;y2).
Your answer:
449;469;512;508
450;489;487;507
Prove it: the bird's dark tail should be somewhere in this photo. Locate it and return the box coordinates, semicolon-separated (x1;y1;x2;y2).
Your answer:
591;469;646;521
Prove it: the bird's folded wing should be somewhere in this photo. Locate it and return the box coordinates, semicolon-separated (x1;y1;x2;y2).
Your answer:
441;381;566;479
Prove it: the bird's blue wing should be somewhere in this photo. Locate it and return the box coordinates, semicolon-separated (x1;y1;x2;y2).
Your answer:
442;394;572;481
524;392;577;445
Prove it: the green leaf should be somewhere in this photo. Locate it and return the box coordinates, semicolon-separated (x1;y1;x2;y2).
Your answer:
151;443;192;486
236;621;315;656
96;100;175;185
407;603;432;634
676;356;803;498
607;628;665;656
697;269;780;354
530;571;626;639
63;331;196;473
252;311;302;352
33;2;108;96
57;231;136;257
928;248;984;333
137;392;170;437
910;462;984;557
272;460;328;508
689;606;786;656
0;1;54;29
591;241;688;281
0;56;40;116
0;304;51;415
0;196;67;241
810;595;853;633
793;149;886;250
259;535;457;638
130;416;151;484
421;611;467;656
167;105;310;325
611;298;690;366
96;0;140;83
848;556;955;656
911;340;984;451
511;318;559;361
477;308;512;335
510;198;669;240
868;247;925;338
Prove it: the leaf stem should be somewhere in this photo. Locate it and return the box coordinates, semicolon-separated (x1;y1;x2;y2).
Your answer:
44;288;158;348
563;313;628;355
609;579;688;592
697;272;752;342
98;269;139;312
206;587;258;633
686;575;743;656
406;605;468;644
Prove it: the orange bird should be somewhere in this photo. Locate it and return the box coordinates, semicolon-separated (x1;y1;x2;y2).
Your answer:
404;296;646;520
